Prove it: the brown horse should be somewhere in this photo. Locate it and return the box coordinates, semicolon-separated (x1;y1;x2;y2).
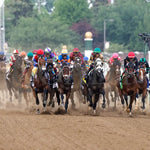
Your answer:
58;65;72;112
31;57;48;114
105;59;121;108
21;61;33;106
6;56;23;103
136;66;147;110
118;61;139;116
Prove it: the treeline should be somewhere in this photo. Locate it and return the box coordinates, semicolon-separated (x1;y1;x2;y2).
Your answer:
5;0;150;53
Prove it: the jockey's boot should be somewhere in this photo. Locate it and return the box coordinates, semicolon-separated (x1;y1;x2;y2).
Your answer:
146;77;149;91
30;75;34;88
120;76;123;89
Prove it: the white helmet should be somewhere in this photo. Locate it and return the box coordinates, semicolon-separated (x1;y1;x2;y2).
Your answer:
44;47;51;54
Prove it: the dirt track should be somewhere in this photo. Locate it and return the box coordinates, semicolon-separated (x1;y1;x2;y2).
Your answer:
0;106;150;150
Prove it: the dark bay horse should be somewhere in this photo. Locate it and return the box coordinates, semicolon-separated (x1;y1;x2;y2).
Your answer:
105;59;121;108
87;58;105;114
136;65;147;110
46;62;60;107
70;57;83;108
58;65;72;112
118;61;139;116
6;56;23;102
31;57;48;114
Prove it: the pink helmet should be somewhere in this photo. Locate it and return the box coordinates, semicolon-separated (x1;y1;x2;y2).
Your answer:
112;53;119;59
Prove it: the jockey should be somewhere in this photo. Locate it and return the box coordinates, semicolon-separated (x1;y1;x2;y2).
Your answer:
19;51;27;60
120;51;138;89
0;51;6;62
6;49;19;79
58;49;70;68
89;47;103;64
32;49;37;59
69;48;84;64
31;49;44;87
124;51;138;71
44;47;57;65
22;52;34;85
109;53;121;66
139;58;149;90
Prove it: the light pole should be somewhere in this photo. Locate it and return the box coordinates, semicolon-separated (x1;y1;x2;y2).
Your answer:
103;19;114;51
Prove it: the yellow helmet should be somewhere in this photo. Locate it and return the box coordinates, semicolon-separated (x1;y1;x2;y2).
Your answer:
61;49;68;54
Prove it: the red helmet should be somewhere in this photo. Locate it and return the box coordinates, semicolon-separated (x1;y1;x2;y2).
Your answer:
33;49;37;54
73;48;79;52
37;49;44;55
13;49;19;54
128;52;135;58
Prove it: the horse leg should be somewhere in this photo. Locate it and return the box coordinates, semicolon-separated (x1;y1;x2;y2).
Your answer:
55;88;60;105
70;92;75;109
129;95;135;116
93;94;99;114
124;95;129;112
51;90;55;108
102;90;106;109
141;90;146;110
34;88;40;114
23;90;29;107
61;93;64;106
43;89;48;110
87;88;93;107
135;93;139;110
105;90;110;108
18;88;22;104
65;92;71;113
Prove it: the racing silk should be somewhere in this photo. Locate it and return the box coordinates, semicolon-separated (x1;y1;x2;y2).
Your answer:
45;53;57;65
0;56;6;62
58;55;70;66
90;52;103;61
124;56;138;70
9;55;17;66
24;58;33;68
138;60;149;74
33;55;39;67
69;52;84;63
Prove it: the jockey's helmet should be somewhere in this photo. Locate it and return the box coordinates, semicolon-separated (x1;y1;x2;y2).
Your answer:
140;58;146;63
0;51;4;55
128;52;135;58
27;52;33;57
73;48;79;53
61;49;68;55
94;48;101;53
20;51;27;57
33;49;37;54
112;53;119;59
13;49;19;54
84;56;89;61
45;47;51;54
37;49;44;55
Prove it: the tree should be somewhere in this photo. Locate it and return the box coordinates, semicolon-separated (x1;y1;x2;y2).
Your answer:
53;0;90;25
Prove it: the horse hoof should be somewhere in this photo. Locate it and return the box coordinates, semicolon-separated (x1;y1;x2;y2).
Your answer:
129;112;132;117
52;103;55;108
102;104;106;109
88;106;92;110
93;110;96;115
36;109;40;114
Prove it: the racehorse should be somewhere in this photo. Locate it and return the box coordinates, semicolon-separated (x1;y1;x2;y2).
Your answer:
105;59;121;108
21;61;33;106
31;57;48;114
46;62;60;107
6;56;23;102
58;65;72;112
136;64;147;110
87;58;105;114
118;61;139;116
70;57;83;108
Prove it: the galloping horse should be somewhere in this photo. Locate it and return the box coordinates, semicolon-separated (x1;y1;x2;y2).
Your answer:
70;57;83;108
6;56;23;102
118;61;139;116
21;61;33;106
31;57;48;114
87;58;105;114
136;64;147;110
105;59;121;108
46;62;60;107
58;65;72;112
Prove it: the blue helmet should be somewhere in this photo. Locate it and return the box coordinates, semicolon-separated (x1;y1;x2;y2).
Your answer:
84;56;88;61
0;52;4;55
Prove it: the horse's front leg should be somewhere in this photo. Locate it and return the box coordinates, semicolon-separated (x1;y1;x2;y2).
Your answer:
34;88;40;114
141;89;147;110
124;94;129;112
55;88;60;106
70;91;75;109
61;93;64;106
93;94;99;114
87;88;93;107
43;89;48;110
102;90;106;109
65;91;71;113
129;95;135;116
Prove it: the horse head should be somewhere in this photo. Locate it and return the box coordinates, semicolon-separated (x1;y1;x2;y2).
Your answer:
111;59;121;76
38;56;46;72
62;65;70;83
127;61;135;78
138;64;146;82
95;58;103;73
73;57;82;69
